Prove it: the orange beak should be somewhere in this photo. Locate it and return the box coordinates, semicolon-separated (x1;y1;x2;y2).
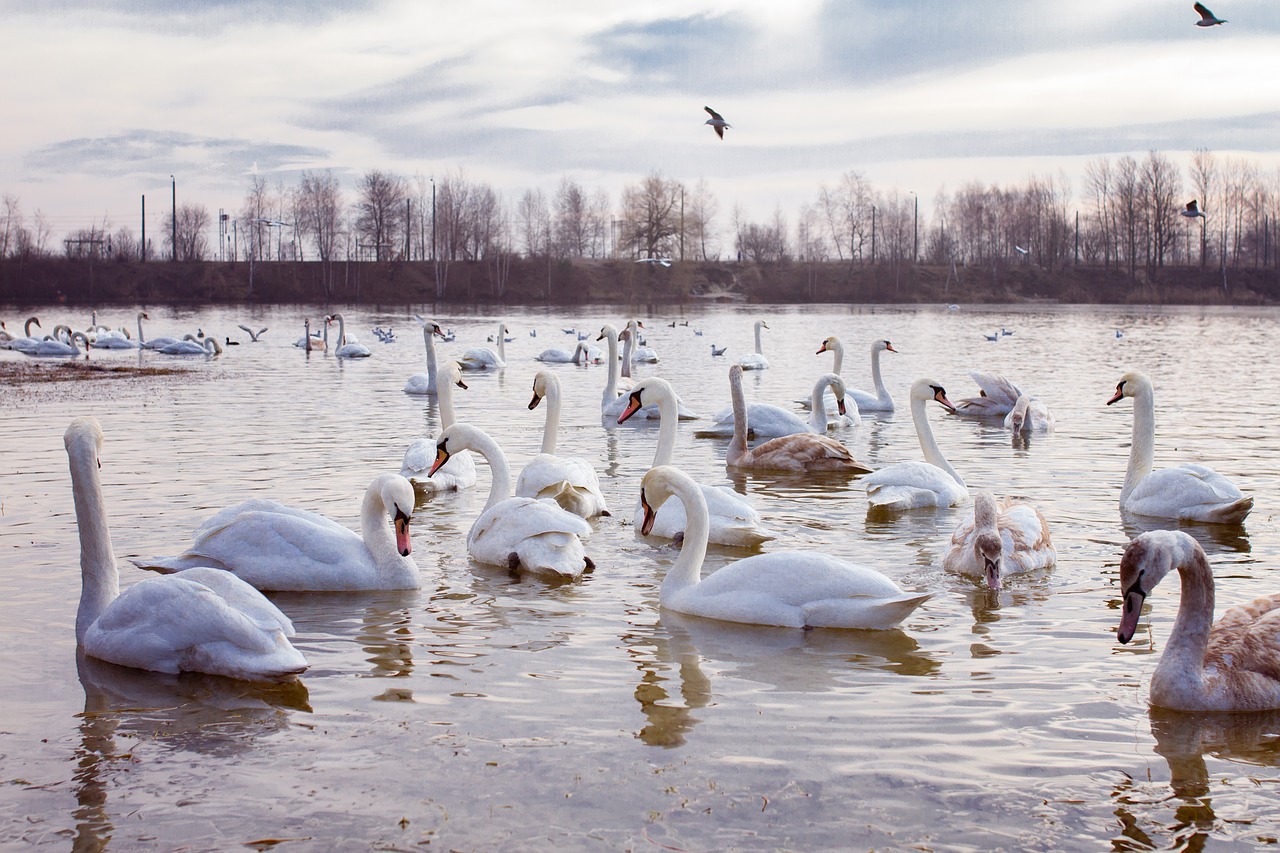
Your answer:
394;509;412;556
618;391;644;424
640;488;656;535
427;445;450;477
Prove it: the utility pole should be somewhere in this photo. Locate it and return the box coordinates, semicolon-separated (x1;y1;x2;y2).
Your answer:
431;177;437;262
140;195;146;262
912;193;918;263
871;206;877;264
405;198;411;259
170;176;177;262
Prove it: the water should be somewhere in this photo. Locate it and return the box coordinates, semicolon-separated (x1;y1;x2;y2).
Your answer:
2;302;1279;851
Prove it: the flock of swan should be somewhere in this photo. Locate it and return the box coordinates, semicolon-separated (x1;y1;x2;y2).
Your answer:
33;309;1278;715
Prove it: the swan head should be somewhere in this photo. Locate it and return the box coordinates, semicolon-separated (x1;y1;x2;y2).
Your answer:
529;370;557;410
878;340;898;354
371;473;416;556
824;374;849;415
1116;530;1198;643
756;320;769;331
438;361;467;390
428;423;480;478
972;493;1004;589
816;335;841;355
1107;371;1150;406
64;416;104;461
910;378;954;411
597;324;617;342
639;465;687;536
618;377;674;424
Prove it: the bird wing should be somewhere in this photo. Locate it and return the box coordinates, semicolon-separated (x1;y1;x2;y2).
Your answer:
704;105;723;121
1194;3;1212;19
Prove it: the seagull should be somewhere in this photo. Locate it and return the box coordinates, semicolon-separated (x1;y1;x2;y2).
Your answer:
1014;245;1029;256
704;106;731;140
1000;327;1014;336
237;324;268;342
984;331;999;342
711;344;727;356
1180;199;1207;219
1193;3;1226;26
1115;329;1125;338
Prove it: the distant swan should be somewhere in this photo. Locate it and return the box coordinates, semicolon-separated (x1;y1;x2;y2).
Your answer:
816;336;897;413
66;417;307;681
430;423;594;580
725;366;872;473
1116;530;1279;711
600;325;698;421
400;361;478;491
403;318;445;395
1107;371;1252;524
737;320;770;370
1005;393;1054;433
515;370;610;518
942;492;1055;589
330;313;371;358
30;331;90;358
951;371;1022;417
132;473;420;591
295;317;327;351
863;379;968;509
619;377;775;547
702;372;845;439
158;334;222;356
459;322;507;370
641;465;930;629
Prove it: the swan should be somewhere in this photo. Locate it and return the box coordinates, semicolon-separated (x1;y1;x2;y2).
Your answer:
619;377;775;547
237;324;268;342
951;371;1023;417
158;335;222;356
429;423;594;579
536;346;578;363
626;319;659;363
641;465;930;629
403;318;446;395
294;317;327;351
1116;530;1279;711
91;316;142;350
515;370;610;518
4;315;42;351
599;325;699;421
863;379;969;510
30;331;91;358
737;320;770;370
725;366;873;474
0;320;13;345
941;492;1054;589
66;417;307;681
572;341;603;364
815;336;897;413
132;473;419;591
702;372;856;439
1106;371;1252;523
596;324;635;406
138;314;183;351
400;361;478;491
329;313;371;358
1005;393;1054;433
458;322;507;370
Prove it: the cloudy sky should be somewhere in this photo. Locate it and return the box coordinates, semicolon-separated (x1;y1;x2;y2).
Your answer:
2;0;1277;246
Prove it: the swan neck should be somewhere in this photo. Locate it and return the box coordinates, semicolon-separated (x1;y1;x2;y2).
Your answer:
541;384;561;455
136;314;146;343
70;438;118;643
830;341;844;375
754;323;764;355
870;345;888;396
603;329;619;403
1157;549;1215;692
471;431;513;512
660;479;711;605
336;314;347;346
621;327;634;378
913;395;964;487
652;390;679;467
360;484;402;575
496;325;506;362
729;370;748;454
808;377;831;432
423;328;438;390
1123;385;1156;501
437;369;457;427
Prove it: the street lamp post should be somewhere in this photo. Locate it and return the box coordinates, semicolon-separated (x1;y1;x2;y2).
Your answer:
170;175;177;262
911;191;918;263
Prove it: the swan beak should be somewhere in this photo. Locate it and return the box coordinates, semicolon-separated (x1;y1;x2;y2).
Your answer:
427;445;451;477
455;378;468;390
1116;584;1146;644
1106;385;1124;406
394;509;412;556
836;397;848;417
885;342;897;353
934;390;955;410
618;391;644;424
639;488;657;535
984;556;1002;590
433;327;446;338
815;343;829;354
528;392;542;410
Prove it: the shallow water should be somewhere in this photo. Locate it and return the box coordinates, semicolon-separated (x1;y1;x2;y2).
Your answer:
2;301;1279;851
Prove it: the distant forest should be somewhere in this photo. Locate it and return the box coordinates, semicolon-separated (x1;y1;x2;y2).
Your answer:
2;148;1277;302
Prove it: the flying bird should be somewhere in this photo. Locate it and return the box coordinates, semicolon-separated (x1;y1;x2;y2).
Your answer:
1193;3;1226;26
1180;199;1207;219
704;106;731;139
237;324;268;342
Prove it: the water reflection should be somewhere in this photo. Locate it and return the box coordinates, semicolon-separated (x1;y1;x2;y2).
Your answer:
73;652;309;852
1149;707;1280;798
1120;512;1251;556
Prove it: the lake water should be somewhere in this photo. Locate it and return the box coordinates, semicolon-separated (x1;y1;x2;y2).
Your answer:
2;301;1279;851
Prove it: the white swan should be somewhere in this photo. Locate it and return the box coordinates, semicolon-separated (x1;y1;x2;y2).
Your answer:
626;319;659;363
5;315;42;351
597;323;635;408
132;473;419;591
429;423;594;579
158;335;222;356
458;322;507;370
30;331;90;358
400;361;478;491
536;346;577;363
725;366;873;474
619;377;775;547
330;313;372;358
1116;530;1280;711
600;325;698;421
403;318;445;394
705;372;855;439
951;371;1023;417
138;314;183;351
941;492;1054;589
1106;371;1252;523
66;417;307;681
863;379;969;510
1004;393;1054;433
572;341;603;364
815;336;896;413
91;315;142;350
641;465;930;629
515;370;610;518
737;320;770;370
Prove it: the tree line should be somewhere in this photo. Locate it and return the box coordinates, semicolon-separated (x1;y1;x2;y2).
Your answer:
3;147;1276;291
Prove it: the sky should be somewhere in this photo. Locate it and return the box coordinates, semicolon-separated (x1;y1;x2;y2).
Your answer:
2;0;1278;248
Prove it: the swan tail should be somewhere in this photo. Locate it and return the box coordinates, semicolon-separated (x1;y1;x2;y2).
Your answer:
718;525;776;548
130;555;227;574
1199;495;1254;525
802;592;931;630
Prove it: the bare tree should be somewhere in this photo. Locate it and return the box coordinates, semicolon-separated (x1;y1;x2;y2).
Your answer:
816;171;873;262
1113;155;1141;279
620;173;683;259
586;188;611;258
735;208;788;262
553;178;588;258
1139;150;1180;275
685;178;719;261
297;169;344;295
171;204;211;261
354;170;407;261
517;188;550;257
240;175;271;262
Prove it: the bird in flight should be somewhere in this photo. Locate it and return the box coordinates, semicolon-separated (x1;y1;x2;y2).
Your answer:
1180;200;1207;219
1193;3;1226;26
704;106;731;139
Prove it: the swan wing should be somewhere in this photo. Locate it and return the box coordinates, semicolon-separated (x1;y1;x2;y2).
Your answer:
741;434;872;473
865;461;968;508
468;497;592;577
997;501;1056;571
969;371;1022;406
516;455;609;517
402;440;477;491
1200;596;1280;708
459;347;503;369
1125;463;1252;523
84;574;307;680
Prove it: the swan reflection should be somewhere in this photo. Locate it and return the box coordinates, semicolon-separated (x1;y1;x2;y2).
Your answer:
1120;512;1251;556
